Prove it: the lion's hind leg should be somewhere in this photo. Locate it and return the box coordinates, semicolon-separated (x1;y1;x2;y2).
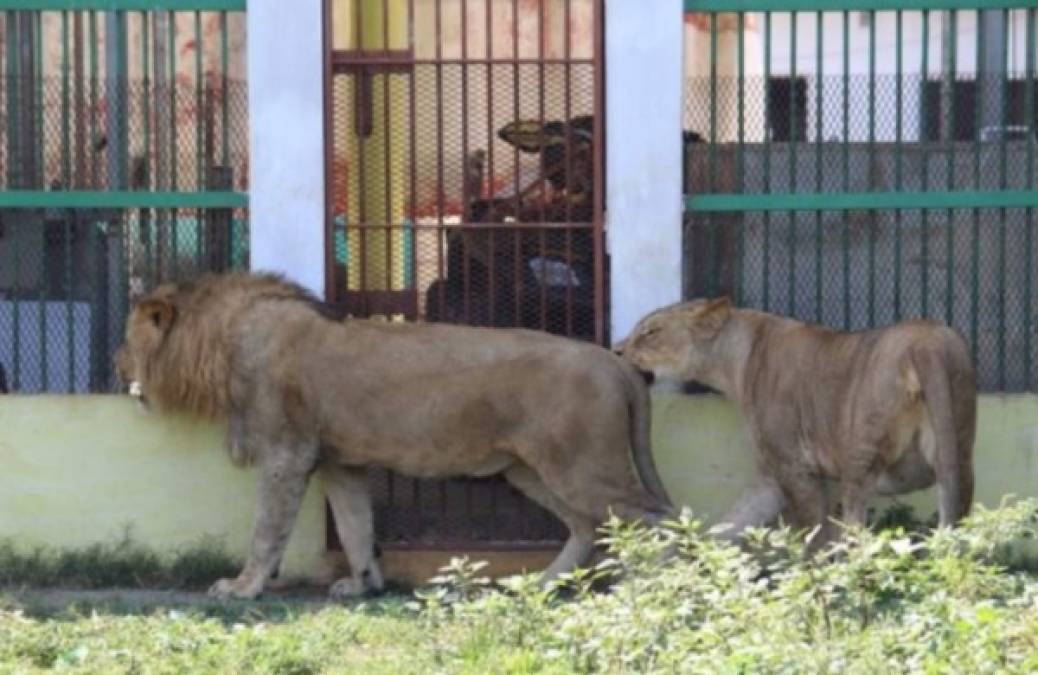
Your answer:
504;465;597;585
320;464;384;600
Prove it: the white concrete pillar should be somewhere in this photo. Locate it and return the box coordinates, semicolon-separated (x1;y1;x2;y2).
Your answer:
606;0;684;344
247;0;326;298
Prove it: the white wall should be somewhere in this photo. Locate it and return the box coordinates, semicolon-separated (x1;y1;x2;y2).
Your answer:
751;10;1033;143
606;0;684;343
247;0;327;298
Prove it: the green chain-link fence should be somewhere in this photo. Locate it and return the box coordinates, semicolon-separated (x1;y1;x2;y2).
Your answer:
684;3;1038;392
0;2;247;394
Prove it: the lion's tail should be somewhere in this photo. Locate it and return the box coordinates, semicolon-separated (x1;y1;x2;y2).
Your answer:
616;358;673;514
911;333;976;525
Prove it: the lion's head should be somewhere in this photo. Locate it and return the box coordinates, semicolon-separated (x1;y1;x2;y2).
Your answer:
614;297;732;384
115;272;316;419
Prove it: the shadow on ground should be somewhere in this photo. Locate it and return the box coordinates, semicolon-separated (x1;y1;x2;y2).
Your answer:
0;583;416;624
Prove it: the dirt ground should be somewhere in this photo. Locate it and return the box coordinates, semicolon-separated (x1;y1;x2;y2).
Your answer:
1;584;412;620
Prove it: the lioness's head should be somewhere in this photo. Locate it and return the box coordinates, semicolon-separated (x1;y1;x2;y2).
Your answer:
614;297;732;383
115;285;180;412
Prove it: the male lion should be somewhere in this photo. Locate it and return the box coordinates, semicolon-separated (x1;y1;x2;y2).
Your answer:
115;271;672;600
615;297;977;549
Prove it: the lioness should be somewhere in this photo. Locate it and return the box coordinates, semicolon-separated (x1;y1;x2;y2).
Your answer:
615;298;977;548
115;271;672;600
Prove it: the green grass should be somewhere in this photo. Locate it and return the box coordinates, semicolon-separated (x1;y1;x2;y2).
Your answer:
2;500;1038;673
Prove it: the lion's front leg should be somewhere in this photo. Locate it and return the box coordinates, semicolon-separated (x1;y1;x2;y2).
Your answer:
209;441;319;600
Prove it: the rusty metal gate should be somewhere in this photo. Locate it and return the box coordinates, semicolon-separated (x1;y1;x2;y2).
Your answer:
323;0;604;549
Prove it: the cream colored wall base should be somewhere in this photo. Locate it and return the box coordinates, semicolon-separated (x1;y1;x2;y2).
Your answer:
1;393;1035;584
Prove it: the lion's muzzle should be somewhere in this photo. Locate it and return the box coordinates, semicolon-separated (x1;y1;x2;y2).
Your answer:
128;380;151;413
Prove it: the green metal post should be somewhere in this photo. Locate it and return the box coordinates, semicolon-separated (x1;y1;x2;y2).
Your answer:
922;9;930;318
194;9;203;270
814;9;823;322
867;9;876;326
221;9;228;166
997;7;1008;388
763;11;771;311
737;11;745;305
788;10;797;316
708;12;718;293
971;7;982;363
1026;8;1035;388
894;9;903;320
945;9;957;326
842;9;850;328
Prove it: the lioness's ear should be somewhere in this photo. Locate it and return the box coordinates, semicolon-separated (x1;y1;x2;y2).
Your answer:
138;299;176;333
693;296;731;333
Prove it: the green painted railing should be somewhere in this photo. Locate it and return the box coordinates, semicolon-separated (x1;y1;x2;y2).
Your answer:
0;2;248;394
682;2;1038;392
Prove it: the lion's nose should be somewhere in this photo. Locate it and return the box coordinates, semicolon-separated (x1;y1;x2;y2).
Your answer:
612;340;627;356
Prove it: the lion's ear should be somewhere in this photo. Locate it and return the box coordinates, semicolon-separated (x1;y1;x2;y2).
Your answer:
138;298;177;333
691;296;731;333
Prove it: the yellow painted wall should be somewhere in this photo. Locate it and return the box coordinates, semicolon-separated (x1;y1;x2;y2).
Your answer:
0;396;327;581
1;393;1035;583
652;393;1038;523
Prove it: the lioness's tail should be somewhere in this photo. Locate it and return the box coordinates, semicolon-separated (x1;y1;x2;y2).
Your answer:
912;332;977;525
615;358;673;514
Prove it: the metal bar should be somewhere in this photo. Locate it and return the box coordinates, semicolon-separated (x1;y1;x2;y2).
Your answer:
684;0;1028;11
593;0;605;343
841;8;849;328
89;10;98;188
194;9;202;191
972;7;982;363
485;0;495;326
565;0;576;334
763;10;771;311
2;0;245;9
0;190;247;208
382;0;392;294
168;12;176;190
408;0;418;308
709;12;717;191
357;0;368;296
220;9;228;166
1026;7;1035;388
73;9;84;187
838;8;847;328
814;9;822;321
894;8;902;321
945;9;956;326
998;7;1009;388
322;0;334;302
867;9;876;326
735;10;745;306
332;54;591;68
62;10;71;186
141;9;150;190
787;10;796;316
686;190;1038;212
921;8;930;317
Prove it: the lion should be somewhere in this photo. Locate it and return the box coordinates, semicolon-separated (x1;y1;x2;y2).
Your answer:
115;271;672;600
615;297;977;549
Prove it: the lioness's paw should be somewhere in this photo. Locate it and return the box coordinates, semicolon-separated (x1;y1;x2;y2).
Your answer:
328;577;366;600
208;577;261;600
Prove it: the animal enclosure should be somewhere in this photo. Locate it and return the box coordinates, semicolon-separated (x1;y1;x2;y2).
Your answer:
323;0;603;550
683;1;1038;393
0;2;248;393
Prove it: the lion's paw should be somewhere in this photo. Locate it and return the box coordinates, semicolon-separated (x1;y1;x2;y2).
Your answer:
328;577;366;601
208;577;261;601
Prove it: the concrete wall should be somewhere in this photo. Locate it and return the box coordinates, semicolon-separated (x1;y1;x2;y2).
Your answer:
2;393;1035;584
0;396;327;580
606;0;684;343
247;0;326;297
